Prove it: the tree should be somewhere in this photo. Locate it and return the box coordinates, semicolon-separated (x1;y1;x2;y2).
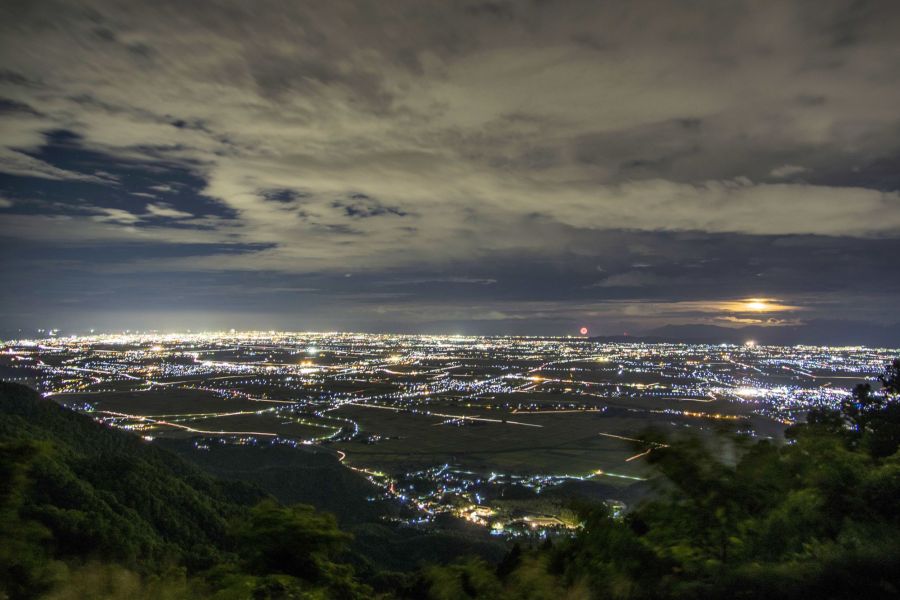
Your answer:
791;360;900;458
231;500;350;582
0;442;61;599
844;360;900;457
880;358;900;395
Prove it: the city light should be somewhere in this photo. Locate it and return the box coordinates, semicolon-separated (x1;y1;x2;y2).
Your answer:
1;329;890;536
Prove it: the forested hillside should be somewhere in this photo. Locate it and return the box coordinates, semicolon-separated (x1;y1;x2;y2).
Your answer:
0;381;371;599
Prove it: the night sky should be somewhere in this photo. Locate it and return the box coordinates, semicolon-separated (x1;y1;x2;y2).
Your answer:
1;1;899;341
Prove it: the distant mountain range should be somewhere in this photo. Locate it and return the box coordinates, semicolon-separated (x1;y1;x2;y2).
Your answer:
596;320;900;348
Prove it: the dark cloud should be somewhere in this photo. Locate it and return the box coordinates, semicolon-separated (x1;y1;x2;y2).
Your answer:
0;98;41;115
333;194;408;219
261;188;306;203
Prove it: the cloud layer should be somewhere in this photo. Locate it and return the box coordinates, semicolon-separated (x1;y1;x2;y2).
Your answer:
1;0;899;334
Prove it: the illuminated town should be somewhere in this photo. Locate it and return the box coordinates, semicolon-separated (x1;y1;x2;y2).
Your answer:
1;330;891;536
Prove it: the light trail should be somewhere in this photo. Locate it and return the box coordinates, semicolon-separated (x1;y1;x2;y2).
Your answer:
64;365;141;380
597;432;650;444
93;410;281;437
591;470;646;481
511;408;605;414
625;448;654;462
136;409;271;419
598;432;669;454
343;401;543;427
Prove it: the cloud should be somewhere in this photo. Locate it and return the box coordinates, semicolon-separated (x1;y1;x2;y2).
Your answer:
144;202;193;219
91;207;142;225
0;212;236;244
0;147;116;183
332;194;408;219
376;277;497;286
770;164;808;178
588;272;681;288
544;178;900;237
1;0;899;331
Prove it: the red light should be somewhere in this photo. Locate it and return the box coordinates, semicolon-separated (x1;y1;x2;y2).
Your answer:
579;327;588;335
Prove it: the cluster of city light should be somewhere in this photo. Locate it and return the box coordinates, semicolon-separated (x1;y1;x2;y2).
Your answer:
2;330;894;535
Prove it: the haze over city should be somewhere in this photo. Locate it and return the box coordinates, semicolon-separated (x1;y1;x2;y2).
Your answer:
2;1;899;343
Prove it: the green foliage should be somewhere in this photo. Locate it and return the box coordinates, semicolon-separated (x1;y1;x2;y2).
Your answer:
227;500;373;598
0;381;262;579
0;441;65;599
39;563;194;600
549;377;900;598
232;500;350;579
405;360;900;600
0;382;372;599
820;358;900;458
423;559;505;600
